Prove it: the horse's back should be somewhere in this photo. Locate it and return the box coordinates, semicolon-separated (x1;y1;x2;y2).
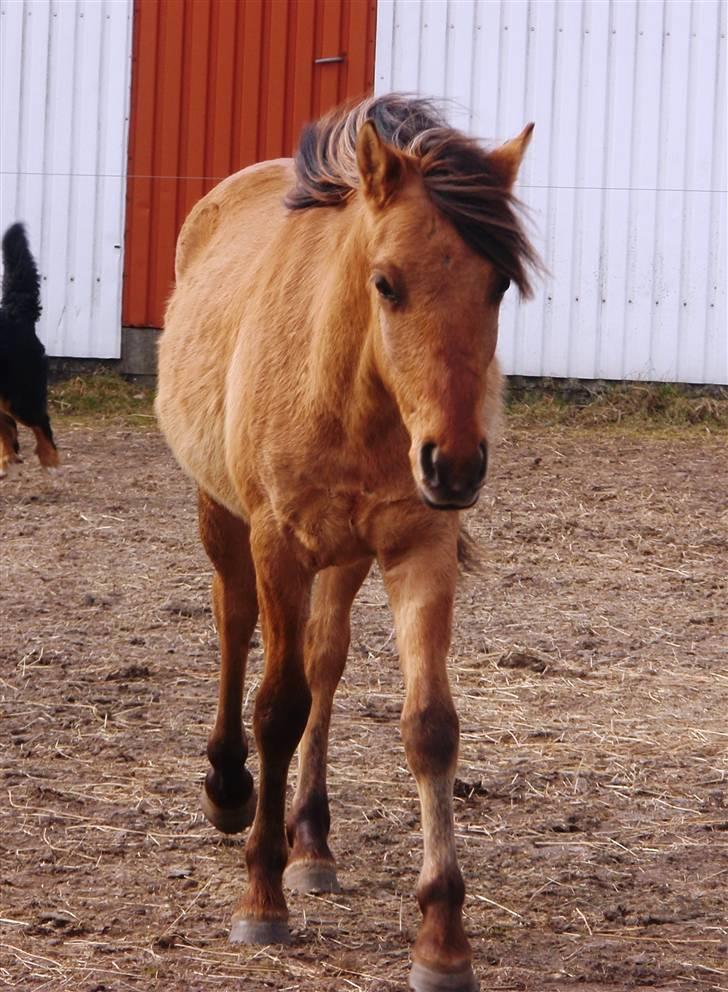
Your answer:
174;159;294;280
157;159;294;516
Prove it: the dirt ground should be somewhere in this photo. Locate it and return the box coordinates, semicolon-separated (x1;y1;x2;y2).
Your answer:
1;419;726;992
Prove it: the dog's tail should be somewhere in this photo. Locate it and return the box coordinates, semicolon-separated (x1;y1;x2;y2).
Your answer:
1;222;42;324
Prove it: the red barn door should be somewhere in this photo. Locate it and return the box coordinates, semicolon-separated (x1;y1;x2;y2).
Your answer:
123;0;376;330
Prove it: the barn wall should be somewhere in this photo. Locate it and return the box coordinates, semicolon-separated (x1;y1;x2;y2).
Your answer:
376;0;727;384
0;0;133;358
123;0;377;330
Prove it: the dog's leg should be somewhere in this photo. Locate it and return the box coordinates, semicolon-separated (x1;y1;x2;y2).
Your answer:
0;412;22;477
31;416;59;469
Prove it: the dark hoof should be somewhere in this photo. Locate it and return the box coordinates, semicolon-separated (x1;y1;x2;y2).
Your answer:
200;785;256;835
229;915;292;945
283;859;341;894
409;962;479;992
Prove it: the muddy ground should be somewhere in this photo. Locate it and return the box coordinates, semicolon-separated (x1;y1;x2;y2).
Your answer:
1;420;726;991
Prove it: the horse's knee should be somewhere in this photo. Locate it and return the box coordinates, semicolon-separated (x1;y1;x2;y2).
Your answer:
401;697;459;778
254;670;312;760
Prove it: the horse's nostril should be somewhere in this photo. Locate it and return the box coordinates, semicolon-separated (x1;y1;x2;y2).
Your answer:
478;441;488;482
420;442;439;486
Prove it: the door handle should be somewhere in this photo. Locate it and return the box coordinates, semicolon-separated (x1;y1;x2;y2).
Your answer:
314;55;346;64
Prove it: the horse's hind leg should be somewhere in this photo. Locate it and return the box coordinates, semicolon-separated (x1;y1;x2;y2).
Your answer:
284;556;372;894
198;490;258;834
229;527;313;945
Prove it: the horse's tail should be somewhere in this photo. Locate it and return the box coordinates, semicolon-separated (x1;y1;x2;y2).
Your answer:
1;222;42;325
457;525;483;576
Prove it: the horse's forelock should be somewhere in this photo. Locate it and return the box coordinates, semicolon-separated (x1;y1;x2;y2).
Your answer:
286;96;540;293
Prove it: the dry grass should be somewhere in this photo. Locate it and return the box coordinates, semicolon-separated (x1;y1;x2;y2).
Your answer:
46;372;728;434
49;372;155;424
508;381;728;431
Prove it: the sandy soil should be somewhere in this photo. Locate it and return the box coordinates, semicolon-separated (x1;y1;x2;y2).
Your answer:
1;421;726;991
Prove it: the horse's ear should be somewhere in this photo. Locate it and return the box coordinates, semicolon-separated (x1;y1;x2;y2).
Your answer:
357;120;404;207
487;122;535;188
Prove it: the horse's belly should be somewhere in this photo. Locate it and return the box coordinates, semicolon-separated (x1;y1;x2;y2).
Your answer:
155;364;245;519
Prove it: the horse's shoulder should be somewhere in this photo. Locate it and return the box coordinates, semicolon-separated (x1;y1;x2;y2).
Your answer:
175;159;294;280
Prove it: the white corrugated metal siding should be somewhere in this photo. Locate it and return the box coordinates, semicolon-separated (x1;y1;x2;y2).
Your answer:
376;0;727;384
0;0;133;358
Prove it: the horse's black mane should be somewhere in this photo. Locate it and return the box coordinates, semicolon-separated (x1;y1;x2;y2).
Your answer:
285;95;540;296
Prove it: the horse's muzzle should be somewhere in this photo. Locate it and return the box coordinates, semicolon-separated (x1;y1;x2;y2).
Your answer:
418;441;487;510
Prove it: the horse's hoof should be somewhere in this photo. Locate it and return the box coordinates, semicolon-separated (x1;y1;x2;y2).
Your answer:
228;915;292;945
409;962;479;992
200;785;256;835
283;859;341;894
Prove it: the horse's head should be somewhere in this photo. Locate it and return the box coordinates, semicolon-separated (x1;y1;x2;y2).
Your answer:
356;119;535;510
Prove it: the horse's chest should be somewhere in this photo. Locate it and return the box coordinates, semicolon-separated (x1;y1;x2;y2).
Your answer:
272;486;373;567
244;428;416;567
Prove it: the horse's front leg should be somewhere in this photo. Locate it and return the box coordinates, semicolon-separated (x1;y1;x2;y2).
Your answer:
381;523;478;992
285;557;373;894
198;491;258;834
230;526;313;944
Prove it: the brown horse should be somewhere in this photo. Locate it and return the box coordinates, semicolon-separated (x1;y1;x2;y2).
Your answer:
156;95;538;992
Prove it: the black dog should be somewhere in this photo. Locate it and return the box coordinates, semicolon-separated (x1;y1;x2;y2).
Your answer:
0;222;58;477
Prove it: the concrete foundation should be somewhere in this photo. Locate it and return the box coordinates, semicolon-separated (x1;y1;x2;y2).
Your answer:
120;326;159;381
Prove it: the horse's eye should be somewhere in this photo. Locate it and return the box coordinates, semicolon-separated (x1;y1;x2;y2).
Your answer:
374;273;398;304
